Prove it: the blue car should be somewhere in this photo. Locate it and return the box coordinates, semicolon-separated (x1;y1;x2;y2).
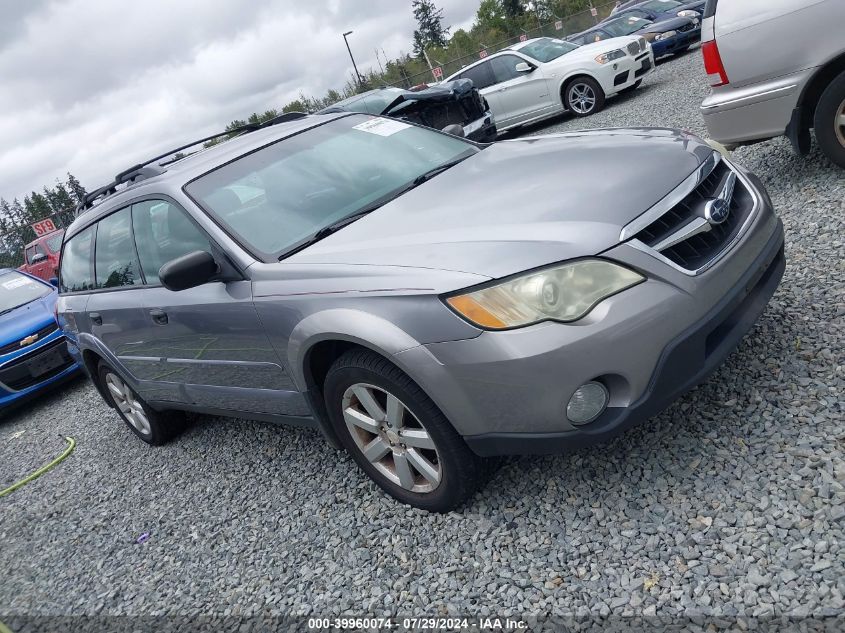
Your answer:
611;0;705;20
0;269;79;410
569;13;699;59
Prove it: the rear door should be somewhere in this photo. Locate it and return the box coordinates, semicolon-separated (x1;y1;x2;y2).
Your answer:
128;199;304;416
29;241;52;281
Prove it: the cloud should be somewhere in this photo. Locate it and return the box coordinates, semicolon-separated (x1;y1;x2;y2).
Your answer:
0;0;478;202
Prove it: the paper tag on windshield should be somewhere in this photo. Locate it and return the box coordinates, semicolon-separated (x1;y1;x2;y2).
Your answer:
353;118;411;136
2;277;33;289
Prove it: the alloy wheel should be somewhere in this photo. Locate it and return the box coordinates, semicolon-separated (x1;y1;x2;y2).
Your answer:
341;383;442;493
105;372;151;436
569;83;597;114
835;97;845;148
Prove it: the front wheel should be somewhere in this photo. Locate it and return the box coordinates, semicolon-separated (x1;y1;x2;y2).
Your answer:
564;77;606;117
814;70;845;169
323;349;488;512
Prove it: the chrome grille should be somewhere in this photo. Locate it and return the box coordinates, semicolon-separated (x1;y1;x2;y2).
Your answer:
621;153;758;275
0;322;58;356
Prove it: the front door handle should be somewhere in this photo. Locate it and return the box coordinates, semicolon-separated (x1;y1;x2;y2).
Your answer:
150;309;168;325
89;312;102;326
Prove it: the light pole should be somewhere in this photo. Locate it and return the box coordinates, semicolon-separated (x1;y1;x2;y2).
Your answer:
342;31;364;89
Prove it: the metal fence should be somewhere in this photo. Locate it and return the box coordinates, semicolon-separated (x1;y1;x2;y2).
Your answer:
0;211;71;270
395;1;618;88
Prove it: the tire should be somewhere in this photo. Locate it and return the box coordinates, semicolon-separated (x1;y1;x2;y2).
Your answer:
619;79;643;94
98;362;186;445
814;70;845;169
323;349;488;512
564;76;606;117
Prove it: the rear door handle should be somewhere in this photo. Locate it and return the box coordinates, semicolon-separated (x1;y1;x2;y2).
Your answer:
89;312;102;326
150;309;168;325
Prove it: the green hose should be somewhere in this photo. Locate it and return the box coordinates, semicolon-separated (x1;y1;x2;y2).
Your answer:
0;436;75;498
0;619;13;633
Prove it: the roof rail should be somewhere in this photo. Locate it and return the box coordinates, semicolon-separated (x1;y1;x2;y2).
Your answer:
75;111;309;216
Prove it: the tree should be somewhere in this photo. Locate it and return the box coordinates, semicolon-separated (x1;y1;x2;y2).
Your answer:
502;0;525;18
412;0;450;57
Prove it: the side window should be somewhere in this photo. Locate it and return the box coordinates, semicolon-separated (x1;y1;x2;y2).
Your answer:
592;30;609;42
490;55;526;84
45;233;64;253
59;226;95;293
459;62;495;90
131;200;212;285
25;246;37;265
94;207;142;289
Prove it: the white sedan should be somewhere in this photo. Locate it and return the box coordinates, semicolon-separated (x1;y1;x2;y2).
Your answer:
444;36;654;133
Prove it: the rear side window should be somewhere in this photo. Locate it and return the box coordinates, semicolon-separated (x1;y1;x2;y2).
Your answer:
460;62;495;90
94;207;142;289
131;200;211;285
59;226;95;293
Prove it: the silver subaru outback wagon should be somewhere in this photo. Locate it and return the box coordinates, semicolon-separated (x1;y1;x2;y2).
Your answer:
57;112;785;511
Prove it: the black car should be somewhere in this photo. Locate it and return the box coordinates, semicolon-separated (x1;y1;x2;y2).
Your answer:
568;13;699;58
319;80;497;142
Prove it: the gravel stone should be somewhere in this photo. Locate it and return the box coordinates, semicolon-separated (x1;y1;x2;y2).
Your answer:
1;48;843;621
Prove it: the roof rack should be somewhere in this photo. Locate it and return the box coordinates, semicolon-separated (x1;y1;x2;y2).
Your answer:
75;111;308;215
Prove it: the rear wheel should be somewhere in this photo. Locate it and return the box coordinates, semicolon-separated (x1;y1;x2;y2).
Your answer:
814;70;845;168
98;363;185;445
564;77;606;117
323;349;488;512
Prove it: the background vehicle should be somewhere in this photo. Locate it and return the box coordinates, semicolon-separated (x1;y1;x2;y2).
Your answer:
57;113;783;512
570;14;699;59
611;0;704;19
18;228;64;282
319;81;496;142
0;269;78;410
700;0;845;167
444;36;653;129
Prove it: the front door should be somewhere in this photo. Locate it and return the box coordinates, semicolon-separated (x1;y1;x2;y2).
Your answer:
127;199;307;417
487;54;554;126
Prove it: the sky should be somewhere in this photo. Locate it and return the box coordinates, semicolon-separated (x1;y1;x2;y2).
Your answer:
0;0;479;203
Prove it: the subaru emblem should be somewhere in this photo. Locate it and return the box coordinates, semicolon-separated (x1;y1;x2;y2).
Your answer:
704;171;736;226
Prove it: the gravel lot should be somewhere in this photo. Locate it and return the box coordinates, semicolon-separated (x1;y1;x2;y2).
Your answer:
1;49;843;624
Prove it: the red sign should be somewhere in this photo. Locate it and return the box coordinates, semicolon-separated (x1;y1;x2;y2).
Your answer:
519;34;528;42
479;49;488;59
31;218;57;237
590;6;598;16
432;66;443;80
554;20;563;30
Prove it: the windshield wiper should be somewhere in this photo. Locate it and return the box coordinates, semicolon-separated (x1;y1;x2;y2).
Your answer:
278;155;473;260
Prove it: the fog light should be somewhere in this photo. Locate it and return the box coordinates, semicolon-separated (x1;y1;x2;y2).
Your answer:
566;382;609;425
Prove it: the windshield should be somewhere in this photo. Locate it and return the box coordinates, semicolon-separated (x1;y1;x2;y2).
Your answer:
641;0;682;10
185;115;479;259
518;38;580;62
333;89;406;115
603;15;653;36
0;270;50;313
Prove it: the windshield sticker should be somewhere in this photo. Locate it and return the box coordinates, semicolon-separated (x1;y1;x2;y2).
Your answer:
2;277;35;290
352;118;412;136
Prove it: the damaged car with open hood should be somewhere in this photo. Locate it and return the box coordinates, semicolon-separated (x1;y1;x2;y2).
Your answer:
57;111;784;512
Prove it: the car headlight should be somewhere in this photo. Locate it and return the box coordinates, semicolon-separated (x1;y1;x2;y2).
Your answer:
677;10;698;18
594;48;627;64
445;260;645;330
655;30;677;40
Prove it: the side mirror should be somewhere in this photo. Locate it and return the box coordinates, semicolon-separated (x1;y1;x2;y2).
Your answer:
442;124;465;137
159;251;218;292
49;277;59;288
514;62;534;73
31;253;48;264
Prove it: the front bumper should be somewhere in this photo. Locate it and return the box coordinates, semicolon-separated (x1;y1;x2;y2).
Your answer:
650;28;700;57
395;180;784;456
601;49;655;96
700;69;810;145
0;335;80;411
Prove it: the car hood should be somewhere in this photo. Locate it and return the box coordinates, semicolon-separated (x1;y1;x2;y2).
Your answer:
562;36;639;58
287;128;715;279
0;292;56;348
641;16;695;33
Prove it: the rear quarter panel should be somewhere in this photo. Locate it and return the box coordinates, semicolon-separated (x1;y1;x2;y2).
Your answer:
715;0;844;88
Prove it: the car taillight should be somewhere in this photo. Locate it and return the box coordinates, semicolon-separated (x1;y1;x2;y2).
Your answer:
701;40;728;87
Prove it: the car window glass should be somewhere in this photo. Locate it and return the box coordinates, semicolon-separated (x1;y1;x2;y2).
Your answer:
132;200;212;285
59;226;95;293
94;207;142;289
490;55;524;83
360;90;405;114
25;246;36;264
45;233;64;253
186;115;477;259
459;62;494;90
642;0;681;9
519;38;579;62
0;270;50;312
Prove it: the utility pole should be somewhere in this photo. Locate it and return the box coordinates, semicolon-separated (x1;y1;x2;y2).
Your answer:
342;31;364;88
